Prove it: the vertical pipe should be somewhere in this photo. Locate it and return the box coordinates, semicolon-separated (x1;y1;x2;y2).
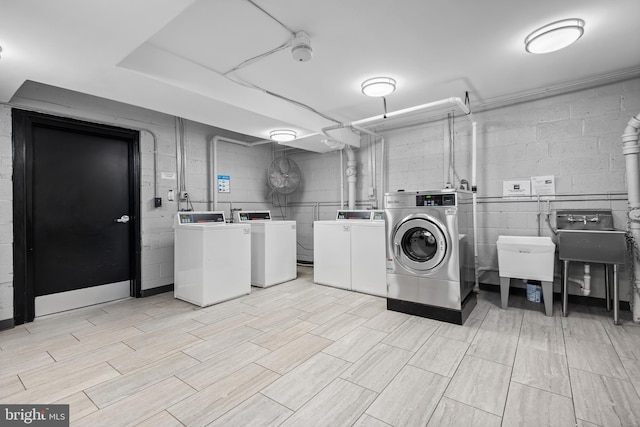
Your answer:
209;136;219;211
381;134;386;206
443;119;450;187
344;145;357;210
471;121;479;291
175;117;182;211
622;113;640;322
340;150;344;209
351;125;384;209
537;195;541;237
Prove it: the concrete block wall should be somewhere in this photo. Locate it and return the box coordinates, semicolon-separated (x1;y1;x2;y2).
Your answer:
0;84;277;322
288;77;640;302
0;106;13;321
174;121;273;217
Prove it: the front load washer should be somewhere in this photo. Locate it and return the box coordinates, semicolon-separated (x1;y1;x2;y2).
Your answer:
174;211;251;307
234;210;297;287
385;190;476;324
314;210;386;296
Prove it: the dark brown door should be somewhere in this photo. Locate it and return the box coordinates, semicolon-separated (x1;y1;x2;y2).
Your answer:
13;109;141;324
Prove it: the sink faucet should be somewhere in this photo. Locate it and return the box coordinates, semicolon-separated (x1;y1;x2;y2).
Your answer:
567;215;587;224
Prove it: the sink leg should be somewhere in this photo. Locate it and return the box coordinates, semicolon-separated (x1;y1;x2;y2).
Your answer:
500;277;510;309
613;264;620;325
541;280;553;317
562;260;569;317
605;264;611;312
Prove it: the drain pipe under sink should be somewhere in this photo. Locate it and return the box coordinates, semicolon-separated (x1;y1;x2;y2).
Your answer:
573;264;592;296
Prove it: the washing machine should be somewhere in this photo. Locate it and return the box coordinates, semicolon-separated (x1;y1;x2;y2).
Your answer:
385;190;476;324
174;211;251;307
314;210;386;296
234;210;297;287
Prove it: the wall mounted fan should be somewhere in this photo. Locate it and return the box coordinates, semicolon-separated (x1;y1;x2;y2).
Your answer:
267;156;301;195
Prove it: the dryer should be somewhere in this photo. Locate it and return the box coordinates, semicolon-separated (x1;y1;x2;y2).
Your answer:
314;210;386;296
174;211;251;307
385;190;476;324
234;210;297;287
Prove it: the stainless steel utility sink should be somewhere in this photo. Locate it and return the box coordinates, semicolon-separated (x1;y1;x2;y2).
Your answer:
557;229;627;264
556;210;627;324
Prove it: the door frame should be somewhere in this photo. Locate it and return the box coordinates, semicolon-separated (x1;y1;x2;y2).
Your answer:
12;109;142;325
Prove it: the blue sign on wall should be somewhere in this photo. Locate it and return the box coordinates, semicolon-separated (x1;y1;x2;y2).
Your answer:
218;175;230;193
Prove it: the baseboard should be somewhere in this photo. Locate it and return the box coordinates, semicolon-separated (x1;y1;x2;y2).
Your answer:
479;282;631;311
0;318;15;332
140;284;174;297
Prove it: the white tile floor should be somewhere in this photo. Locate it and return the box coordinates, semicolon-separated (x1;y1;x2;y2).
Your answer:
2;266;640;426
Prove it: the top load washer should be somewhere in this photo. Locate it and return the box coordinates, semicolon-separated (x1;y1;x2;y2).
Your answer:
234;210;297;287
174;211;251;307
314;210;386;296
385;190;475;324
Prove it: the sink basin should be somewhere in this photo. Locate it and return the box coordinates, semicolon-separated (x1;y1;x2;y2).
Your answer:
557;229;627;264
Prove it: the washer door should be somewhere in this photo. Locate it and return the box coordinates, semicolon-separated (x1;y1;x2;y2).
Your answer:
392;216;449;272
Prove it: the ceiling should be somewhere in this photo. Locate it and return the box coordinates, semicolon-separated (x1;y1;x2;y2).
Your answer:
1;0;639;152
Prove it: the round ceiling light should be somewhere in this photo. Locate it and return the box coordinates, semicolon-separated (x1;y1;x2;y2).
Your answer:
525;18;585;54
361;77;397;97
270;129;297;142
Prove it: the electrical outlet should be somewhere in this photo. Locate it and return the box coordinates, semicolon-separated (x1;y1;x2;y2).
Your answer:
167;190;174;201
179;191;189;201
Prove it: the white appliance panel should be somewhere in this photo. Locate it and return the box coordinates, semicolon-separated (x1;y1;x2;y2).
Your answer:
351;222;386;297
252;221;297;287
313;221;351;289
174;218;251;307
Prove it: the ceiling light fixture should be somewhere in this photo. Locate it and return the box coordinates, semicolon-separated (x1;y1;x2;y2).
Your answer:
361;77;396;97
525;18;585;54
270;129;297;142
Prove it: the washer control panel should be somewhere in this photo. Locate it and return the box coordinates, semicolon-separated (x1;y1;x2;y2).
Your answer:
336;210;385;221
178;212;226;224
416;193;456;207
236;211;272;222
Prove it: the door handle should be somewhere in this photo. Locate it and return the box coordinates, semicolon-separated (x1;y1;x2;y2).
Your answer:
395;242;401;258
115;215;130;224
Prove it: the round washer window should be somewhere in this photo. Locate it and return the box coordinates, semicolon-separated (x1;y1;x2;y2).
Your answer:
402;227;438;262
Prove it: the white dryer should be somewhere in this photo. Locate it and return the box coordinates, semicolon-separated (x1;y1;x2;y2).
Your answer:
235;211;297;287
174;211;251;307
314;210;386;296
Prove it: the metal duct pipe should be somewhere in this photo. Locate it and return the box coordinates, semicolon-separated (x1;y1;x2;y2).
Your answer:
622;112;640;322
344;145;357;210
